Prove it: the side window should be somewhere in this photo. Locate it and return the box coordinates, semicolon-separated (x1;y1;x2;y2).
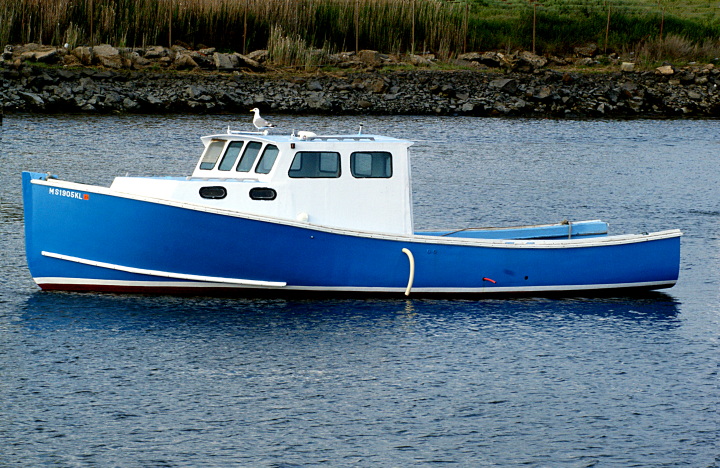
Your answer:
351;152;392;178
218;141;244;171
199;186;227;199
288;152;341;178
236;141;262;172
255;145;279;174
199;140;225;170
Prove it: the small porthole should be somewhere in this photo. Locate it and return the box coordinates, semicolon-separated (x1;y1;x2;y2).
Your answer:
249;187;277;200
199;186;227;199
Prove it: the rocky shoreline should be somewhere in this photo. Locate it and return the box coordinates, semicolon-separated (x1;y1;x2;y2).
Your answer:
2;43;720;118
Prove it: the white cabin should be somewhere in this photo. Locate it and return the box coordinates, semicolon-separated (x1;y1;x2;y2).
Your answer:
110;129;415;235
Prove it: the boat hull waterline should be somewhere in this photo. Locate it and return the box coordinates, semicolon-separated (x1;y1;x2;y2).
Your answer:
23;172;681;296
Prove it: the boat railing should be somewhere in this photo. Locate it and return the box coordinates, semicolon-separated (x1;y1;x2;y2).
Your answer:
224;129;376;142
226;128;267;136
301;136;376;142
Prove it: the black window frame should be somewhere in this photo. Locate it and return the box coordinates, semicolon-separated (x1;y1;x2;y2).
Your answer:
218;141;245;171
288;151;342;178
236;141;263;173
199;186;227;199
249;187;277;200
199;140;226;170
255;145;280;174
350;151;393;178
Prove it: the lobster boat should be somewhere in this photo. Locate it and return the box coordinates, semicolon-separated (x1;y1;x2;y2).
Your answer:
22;119;681;296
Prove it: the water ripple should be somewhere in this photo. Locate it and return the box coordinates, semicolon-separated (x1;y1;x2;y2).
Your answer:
1;114;718;467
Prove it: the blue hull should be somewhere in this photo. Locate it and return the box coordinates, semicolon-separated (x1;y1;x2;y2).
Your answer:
22;172;681;295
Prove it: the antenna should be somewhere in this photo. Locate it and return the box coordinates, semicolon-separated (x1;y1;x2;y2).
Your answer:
358;124;364;135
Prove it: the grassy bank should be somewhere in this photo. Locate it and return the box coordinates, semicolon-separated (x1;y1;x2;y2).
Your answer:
2;0;719;61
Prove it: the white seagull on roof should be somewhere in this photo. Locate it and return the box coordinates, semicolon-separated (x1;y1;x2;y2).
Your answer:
250;108;275;130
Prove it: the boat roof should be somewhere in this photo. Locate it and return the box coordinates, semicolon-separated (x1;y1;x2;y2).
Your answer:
200;129;414;146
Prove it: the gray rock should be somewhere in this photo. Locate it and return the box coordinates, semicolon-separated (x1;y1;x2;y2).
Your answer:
619;81;638;97
97;54;123;69
517;51;547;71
679;72;695;84
457;52;482;62
533;86;552;100
186;85;208;99
19;91;45;108
92;44;123;68
71;47;93;65
306;92;330;109
574;43;598;57
93;44;119;57
34;49;58;64
145;94;163;106
478;52;505;68
129;52;151;68
122;98;140;110
189;51;214;69
307;80;323;91
489;78;518;93
493;102;510;114
233;53;264;71
365;77;387;93
174;54;199;70
144;46;169;59
409;54;432;66
575;58;595;67
356;50;383;66
3;58;720;117
246;50;268;62
214;52;236;71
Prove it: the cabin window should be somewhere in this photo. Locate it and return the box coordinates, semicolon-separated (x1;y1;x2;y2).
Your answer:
236;141;262;172
218;141;244;171
199;186;227;199
249;187;277;200
255;145;279;174
351;152;393;178
288;152;341;178
199;140;225;170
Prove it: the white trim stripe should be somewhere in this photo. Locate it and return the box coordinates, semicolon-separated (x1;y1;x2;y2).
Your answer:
34;275;676;293
41;251;286;287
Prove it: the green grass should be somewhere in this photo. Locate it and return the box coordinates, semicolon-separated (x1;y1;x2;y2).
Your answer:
1;0;718;63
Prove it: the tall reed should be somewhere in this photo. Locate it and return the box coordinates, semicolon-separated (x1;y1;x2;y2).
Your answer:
636;33;720;62
267;25;333;69
1;0;719;61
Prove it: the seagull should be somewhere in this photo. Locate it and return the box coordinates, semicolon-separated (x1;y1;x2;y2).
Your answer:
250;108;275;130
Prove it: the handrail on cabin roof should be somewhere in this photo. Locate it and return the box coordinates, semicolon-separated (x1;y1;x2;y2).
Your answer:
221;129;377;142
303;136;376;141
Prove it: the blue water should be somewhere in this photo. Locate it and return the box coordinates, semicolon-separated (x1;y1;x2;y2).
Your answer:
1;114;718;467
